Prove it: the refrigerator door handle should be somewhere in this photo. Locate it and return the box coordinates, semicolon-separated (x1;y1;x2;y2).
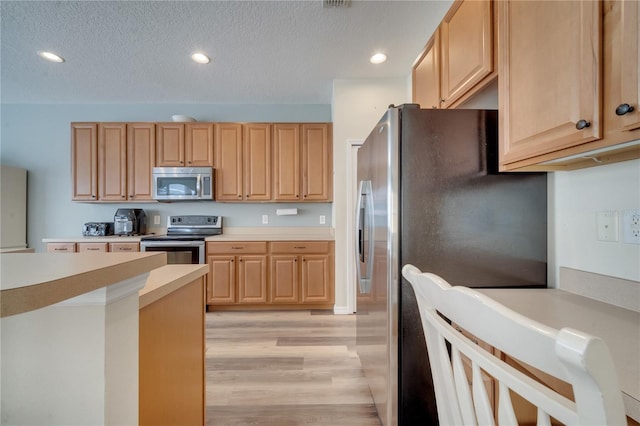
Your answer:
355;180;374;294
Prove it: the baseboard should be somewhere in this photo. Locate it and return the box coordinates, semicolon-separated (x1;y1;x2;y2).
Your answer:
333;305;353;315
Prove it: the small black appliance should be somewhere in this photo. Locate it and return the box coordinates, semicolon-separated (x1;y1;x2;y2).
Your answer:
113;209;147;236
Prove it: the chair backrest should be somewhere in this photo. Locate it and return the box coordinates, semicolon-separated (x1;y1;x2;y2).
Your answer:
401;264;627;426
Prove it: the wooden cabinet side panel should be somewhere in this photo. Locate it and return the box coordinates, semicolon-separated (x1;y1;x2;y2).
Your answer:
71;123;98;201
156;123;185;167
273;124;300;201
207;255;236;304
243;123;272;201
238;256;268;303
301;255;332;304
499;0;602;167
99;123;127;201
301;124;332;201
413;28;441;109
127;123;155;201
186;123;214;167
139;278;205;426
214;124;243;201
270;256;299;303
440;0;493;108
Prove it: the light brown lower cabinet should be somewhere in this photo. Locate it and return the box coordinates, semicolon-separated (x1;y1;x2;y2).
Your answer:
109;242;139;252
206;240;334;310
77;242;109;252
46;243;76;253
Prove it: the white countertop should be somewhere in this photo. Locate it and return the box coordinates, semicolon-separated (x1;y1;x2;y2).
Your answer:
478;288;640;422
43;227;335;243
0;252;167;317
139;264;208;309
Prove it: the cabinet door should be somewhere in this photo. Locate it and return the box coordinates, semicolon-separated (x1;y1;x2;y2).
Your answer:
185;123;214;167
156;123;185;167
207;255;235;304
71;123;98;201
499;0;601;167
47;243;76;253
440;0;493;108
109;242;139;252
127;123;155;201
301;255;332;303
273;124;300;201
99;123;127;201
243;123;272;201
270;255;299;303
604;0;640;141
77;242;109;252
413;28;441;109
237;255;268;303
301;124;332;201
214;123;243;201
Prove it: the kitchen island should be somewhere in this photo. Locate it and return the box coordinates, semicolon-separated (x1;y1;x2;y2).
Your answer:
0;252;166;425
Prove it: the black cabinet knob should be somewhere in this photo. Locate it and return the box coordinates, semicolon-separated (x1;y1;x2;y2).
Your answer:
576;119;591;130
615;103;635;116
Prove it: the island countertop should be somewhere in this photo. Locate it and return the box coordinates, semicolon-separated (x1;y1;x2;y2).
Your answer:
139;264;208;309
478;288;640;422
0;252;167;317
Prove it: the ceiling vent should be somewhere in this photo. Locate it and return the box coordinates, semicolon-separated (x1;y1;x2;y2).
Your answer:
323;0;350;8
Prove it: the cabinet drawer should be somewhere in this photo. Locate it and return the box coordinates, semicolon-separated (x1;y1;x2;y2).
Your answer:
77;242;109;252
109;242;139;252
47;243;76;253
270;241;330;254
206;241;267;254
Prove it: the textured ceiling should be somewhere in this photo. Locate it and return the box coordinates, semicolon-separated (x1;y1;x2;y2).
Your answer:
1;0;452;104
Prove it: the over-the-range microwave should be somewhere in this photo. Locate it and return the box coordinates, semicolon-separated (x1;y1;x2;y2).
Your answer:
152;167;214;201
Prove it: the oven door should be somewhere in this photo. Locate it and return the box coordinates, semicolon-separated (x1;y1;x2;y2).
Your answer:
140;240;205;264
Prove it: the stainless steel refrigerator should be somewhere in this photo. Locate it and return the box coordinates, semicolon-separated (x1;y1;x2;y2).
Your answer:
355;105;547;426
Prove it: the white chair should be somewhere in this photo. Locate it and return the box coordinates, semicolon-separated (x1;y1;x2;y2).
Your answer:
401;264;627;426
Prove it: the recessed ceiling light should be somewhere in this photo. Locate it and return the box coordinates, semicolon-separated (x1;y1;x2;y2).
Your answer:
370;53;387;65
37;51;64;63
191;53;210;64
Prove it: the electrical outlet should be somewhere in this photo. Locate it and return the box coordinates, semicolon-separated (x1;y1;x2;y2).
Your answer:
262;215;269;225
153;215;161;225
596;211;619;242
319;215;326;225
622;209;640;245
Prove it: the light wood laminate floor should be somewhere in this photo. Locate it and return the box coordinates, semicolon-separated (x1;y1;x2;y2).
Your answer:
206;310;380;425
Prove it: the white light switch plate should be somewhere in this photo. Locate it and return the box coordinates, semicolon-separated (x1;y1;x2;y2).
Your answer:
596;211;619;242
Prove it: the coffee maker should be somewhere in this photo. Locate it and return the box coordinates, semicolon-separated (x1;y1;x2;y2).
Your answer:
114;209;147;236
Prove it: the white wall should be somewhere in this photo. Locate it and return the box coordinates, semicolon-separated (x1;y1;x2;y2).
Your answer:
0;104;333;252
331;79;410;312
550;159;640;284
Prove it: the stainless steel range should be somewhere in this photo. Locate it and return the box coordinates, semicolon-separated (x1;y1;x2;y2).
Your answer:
140;215;222;264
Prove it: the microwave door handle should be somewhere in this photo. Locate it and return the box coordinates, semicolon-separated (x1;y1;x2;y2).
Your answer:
196;174;202;197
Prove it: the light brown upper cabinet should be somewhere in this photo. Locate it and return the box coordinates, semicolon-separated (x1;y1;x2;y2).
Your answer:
243;123;272;201
214;123;244;201
603;0;640;143
499;0;640;171
98;123;127;201
302;124;332;201
127;123;156;201
156;123;214;167
273;123;332;202
214;123;271;201
498;1;602;169
440;0;494;108
71;123;98;201
412;0;496;109
412;29;441;110
99;123;155;202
